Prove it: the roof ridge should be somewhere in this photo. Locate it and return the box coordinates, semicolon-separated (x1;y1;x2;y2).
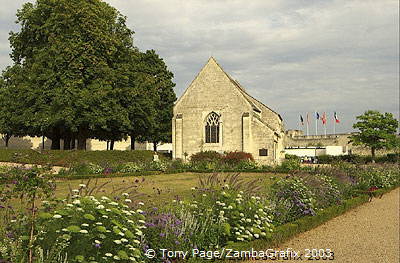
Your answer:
213;58;282;120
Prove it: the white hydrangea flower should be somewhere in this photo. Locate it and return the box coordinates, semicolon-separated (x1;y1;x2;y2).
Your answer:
114;240;122;244
138;202;144;206
79;184;86;188
105;253;113;257
97;205;105;209
81;223;89;227
53;214;62;219
122;193;129;197
125;199;132;203
72;200;81;205
79;230;88;234
95;240;101;244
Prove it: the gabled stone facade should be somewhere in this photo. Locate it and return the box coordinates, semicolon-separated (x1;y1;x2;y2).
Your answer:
172;57;285;165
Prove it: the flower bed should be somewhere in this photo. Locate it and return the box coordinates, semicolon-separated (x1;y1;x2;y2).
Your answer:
0;163;398;262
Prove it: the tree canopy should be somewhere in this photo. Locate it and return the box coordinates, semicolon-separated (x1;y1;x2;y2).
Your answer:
350;110;399;158
0;0;176;150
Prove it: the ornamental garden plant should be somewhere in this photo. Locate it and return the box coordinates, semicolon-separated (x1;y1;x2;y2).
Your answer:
0;163;399;262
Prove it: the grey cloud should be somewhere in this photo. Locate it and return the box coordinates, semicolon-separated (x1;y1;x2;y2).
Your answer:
0;0;398;134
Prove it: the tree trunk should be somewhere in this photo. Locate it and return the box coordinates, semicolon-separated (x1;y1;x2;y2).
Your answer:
77;127;87;150
5;134;11;148
106;141;109;150
71;136;76;149
110;140;115;150
50;127;61;150
130;135;135;150
371;147;376;162
63;134;71;150
153;141;157;152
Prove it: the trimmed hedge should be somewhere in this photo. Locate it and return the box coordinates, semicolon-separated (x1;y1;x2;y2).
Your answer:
54;170;161;180
317;153;400;164
0;149;160;167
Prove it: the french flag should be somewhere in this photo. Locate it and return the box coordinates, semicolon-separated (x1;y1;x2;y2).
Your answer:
334;112;340;123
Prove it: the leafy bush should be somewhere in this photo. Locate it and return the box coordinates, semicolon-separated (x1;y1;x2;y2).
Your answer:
190;151;222;164
146;161;168;172
0;167;55;262
236;160;259;170
276;159;301;173
354;166;399;190
302;174;342;208
35;194;146;262
194;187;274;243
119;162;143;173
271;177;316;224
222;151;254;165
0;149;159;167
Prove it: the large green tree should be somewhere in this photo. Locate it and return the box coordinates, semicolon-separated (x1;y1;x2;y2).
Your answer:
8;0;136;149
350;110;399;158
138;50;176;151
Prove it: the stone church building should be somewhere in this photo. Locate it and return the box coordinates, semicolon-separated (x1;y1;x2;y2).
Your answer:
172;57;285;164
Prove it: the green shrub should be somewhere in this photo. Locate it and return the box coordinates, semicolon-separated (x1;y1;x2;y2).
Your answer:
271;177;316;224
276;159;301;173
119;162;143;173
222;151;254;165
355;166;400;190
35;194;146;262
0;149;158;167
190;150;222;164
302;174;342;208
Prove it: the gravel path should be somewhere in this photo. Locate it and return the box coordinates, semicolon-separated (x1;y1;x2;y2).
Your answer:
248;188;399;263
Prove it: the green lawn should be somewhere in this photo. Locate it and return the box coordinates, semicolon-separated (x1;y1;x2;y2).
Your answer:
55;172;283;207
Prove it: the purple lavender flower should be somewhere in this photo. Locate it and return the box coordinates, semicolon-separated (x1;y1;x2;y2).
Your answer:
94;243;101;248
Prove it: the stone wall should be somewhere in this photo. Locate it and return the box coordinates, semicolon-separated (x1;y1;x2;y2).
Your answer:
173;57;285;165
285;131;397;156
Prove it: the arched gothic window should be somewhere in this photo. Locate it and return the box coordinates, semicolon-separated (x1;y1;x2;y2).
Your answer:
205;112;220;143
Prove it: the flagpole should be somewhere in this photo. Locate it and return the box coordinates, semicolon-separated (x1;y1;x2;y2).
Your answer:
315;111;318;136
306;121;309;136
333;112;336;135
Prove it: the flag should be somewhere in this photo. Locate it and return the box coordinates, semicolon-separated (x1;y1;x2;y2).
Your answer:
316;112;320;120
322;112;327;125
300;115;304;125
306;113;310;124
334;112;340;123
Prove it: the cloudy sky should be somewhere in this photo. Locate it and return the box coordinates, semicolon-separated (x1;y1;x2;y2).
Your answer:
1;0;398;134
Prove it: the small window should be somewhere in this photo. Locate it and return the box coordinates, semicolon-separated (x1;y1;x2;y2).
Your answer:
205;112;220;143
259;149;268;156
